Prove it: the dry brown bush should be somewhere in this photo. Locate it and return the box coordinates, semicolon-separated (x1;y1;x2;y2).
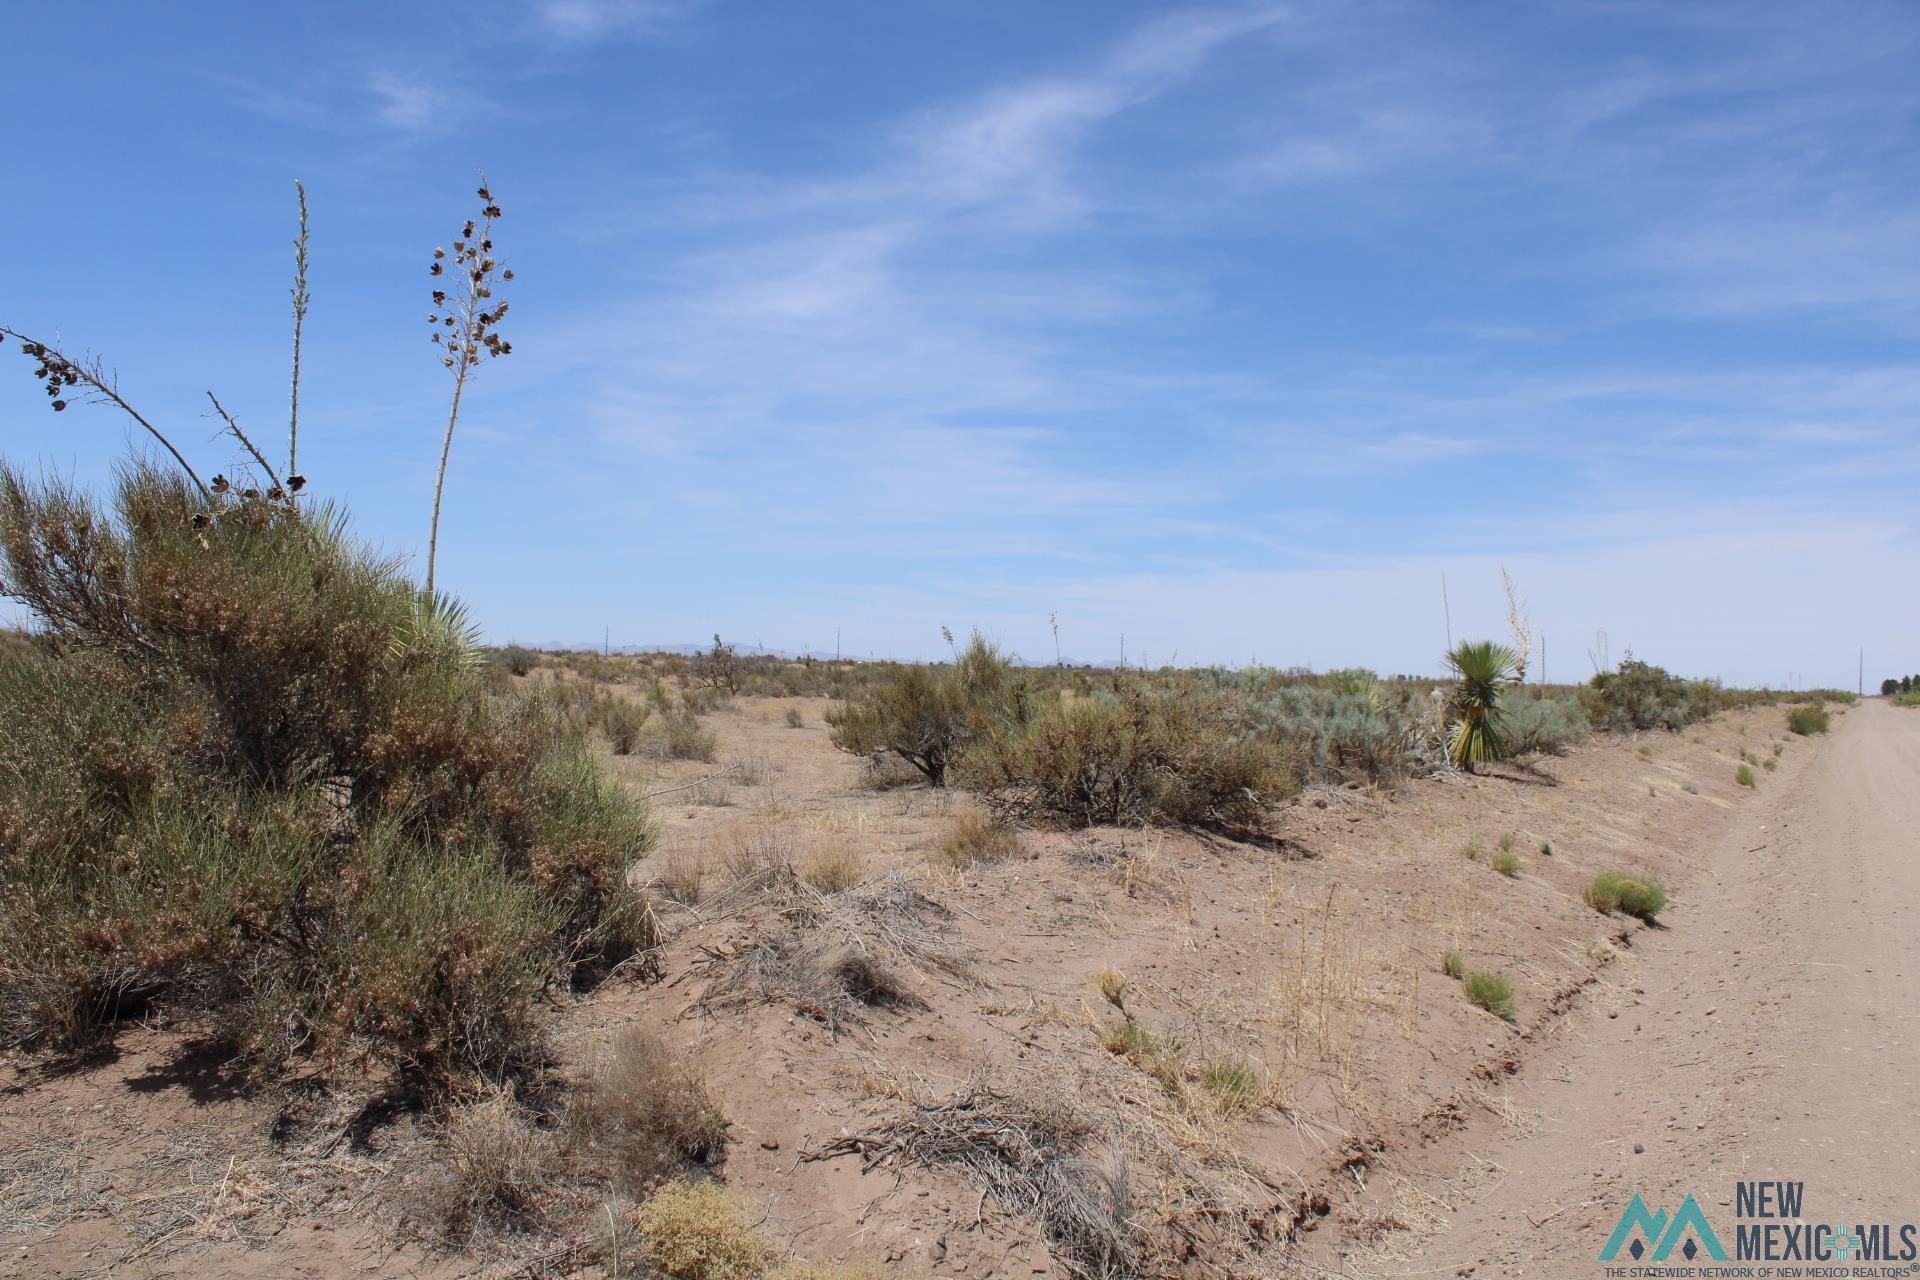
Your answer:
570;1029;727;1190
935;807;1023;869
415;1087;558;1243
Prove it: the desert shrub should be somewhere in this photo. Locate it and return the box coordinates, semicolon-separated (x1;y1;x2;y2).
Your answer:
935;807;1023;869
656;710;718;762
602;700;651;755
571;1029;727;1187
1763;755;1777;771
826;632;1026;786
956;684;1297;832
634;1180;771;1280
1786;703;1829;736
1502;694;1588;756
1228;682;1407;783
1490;848;1520;877
493;645;537;677
1735;764;1756;787
419;1087;558;1242
1584;870;1667;920
1462;971;1514;1019
690;634;741;695
783;707;804;729
1583;659;1720;732
800;847;866;894
0;466;654;1088
1440;949;1465;979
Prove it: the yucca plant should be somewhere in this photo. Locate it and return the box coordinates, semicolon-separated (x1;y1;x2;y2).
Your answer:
1445;640;1521;772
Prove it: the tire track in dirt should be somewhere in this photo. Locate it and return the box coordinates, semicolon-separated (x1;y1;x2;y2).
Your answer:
1410;699;1920;1276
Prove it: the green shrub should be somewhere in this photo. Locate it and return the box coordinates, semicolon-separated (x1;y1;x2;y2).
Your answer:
1736;764;1756;787
1502;694;1589;756
1462;971;1514;1019
0;466;654;1089
955;683;1297;832
825;632;1024;786
1786;703;1829;736
1583;659;1721;732
1584;870;1667;920
602;700;651;755
1490;848;1520;878
1440;949;1465;979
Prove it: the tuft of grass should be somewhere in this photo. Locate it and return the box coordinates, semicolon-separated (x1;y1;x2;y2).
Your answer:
658;845;705;905
1461;837;1486;862
1735;764;1756;788
1584;870;1667;920
1093;967;1131;1011
602;700;651;755
1462;971;1514;1019
1762;755;1777;772
1786;703;1829;736
633;1180;771;1280
800;847;866;894
1682;782;1700;795
783;707;805;729
935;807;1023;870
1440;949;1465;979
1497;832;1516;854
1490;848;1520;878
1197;1056;1264;1119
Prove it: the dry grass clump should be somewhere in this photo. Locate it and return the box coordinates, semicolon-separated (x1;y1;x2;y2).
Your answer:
1489;848;1520;878
633;1180;771;1280
803;1080;1141;1278
936;807;1023;870
801;846;866;893
658;845;706;905
417;1088;558;1243
571;1029;727;1188
1439;949;1465;979
1584;870;1667;920
714;819;793;882
699;870;968;1031
784;707;805;729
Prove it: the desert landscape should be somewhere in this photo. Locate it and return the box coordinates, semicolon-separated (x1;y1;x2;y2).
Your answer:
3;628;1907;1279
6;4;1918;1278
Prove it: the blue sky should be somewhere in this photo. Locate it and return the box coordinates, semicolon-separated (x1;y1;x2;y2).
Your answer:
3;1;1916;685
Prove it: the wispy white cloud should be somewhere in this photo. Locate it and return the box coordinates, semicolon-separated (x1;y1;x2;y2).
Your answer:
535;0;692;43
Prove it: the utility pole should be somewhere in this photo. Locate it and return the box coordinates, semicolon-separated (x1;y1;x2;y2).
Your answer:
1441;572;1453;651
1859;647;1864;697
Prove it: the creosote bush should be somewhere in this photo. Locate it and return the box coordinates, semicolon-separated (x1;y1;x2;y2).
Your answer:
1584;870;1667;920
0;465;654;1090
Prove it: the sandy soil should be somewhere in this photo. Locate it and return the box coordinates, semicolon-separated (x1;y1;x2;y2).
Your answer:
0;690;1869;1279
1370;697;1920;1277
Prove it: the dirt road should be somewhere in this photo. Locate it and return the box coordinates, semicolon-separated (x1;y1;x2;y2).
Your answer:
1416;699;1920;1276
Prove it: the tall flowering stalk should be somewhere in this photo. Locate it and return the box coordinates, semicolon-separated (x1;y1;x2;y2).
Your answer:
424;179;514;599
